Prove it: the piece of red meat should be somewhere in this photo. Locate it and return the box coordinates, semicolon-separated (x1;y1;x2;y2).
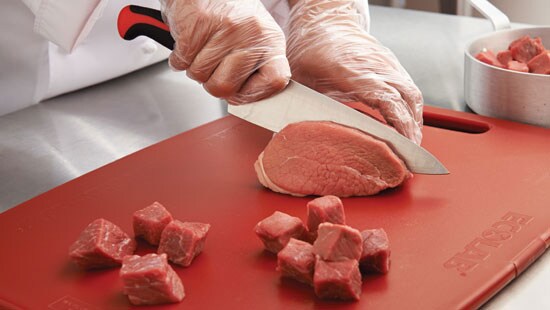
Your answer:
276;238;315;285
359;229;391;274
475;50;504;68
509;36;546;63
527;52;550;74
313;258;362;301
68;218;136;269
158;220;210;267
306;195;345;240
497;50;513;65
133;201;173;245
120;253;185;305
255;211;305;254
313;223;363;261
255;121;411;197
506;60;529;73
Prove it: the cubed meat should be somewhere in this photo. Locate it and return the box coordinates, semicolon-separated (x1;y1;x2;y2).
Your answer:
527;52;550;74
509;36;546;63
313;223;363;261
306;195;345;238
359;229;391;274
475;50;504;68
158;221;210;267
506;60;529;73
277;238;315;285
120;253;185;305
497;50;513;65
133;202;174;245
254;211;305;253
68;218;136;269
313;258;362;301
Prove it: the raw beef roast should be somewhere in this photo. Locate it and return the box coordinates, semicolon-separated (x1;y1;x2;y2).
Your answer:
158;221;211;267
68;218;136;269
359;229;391;274
255;121;411;197
277;238;316;285
133;202;174;245
120;253;185;305
255;211;306;253
313;258;362;301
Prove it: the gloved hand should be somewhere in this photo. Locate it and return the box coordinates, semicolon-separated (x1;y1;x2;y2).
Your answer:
160;0;291;104
286;0;424;144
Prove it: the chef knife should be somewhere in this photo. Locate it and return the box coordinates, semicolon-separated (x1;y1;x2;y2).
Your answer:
117;5;449;175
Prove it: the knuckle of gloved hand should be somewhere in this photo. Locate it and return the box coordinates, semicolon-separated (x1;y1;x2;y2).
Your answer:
204;79;237;99
169;53;190;71
268;71;290;92
186;67;209;83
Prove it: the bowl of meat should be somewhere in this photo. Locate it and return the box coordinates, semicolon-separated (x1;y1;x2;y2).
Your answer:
464;0;550;127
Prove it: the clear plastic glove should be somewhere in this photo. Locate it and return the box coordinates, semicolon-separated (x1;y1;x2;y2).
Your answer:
160;0;291;104
287;0;423;144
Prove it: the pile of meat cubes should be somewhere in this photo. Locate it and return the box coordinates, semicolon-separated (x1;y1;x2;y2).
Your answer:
68;202;210;306
476;35;550;74
255;195;390;301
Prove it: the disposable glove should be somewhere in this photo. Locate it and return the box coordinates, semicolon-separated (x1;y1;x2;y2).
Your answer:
160;0;291;104
287;0;423;144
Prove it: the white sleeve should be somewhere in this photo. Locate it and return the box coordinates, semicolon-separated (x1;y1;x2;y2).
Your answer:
20;0;109;52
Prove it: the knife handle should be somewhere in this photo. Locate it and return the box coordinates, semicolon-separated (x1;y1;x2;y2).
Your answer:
117;5;175;50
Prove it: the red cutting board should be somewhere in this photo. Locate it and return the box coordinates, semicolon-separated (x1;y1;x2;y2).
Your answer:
0;106;548;309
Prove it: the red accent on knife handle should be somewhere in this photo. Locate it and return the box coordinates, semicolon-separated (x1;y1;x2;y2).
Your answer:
117;5;175;50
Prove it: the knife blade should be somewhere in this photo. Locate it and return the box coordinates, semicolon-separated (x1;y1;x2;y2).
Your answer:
117;5;448;175
228;81;449;175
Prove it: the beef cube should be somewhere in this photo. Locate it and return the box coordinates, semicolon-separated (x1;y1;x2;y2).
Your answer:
313;223;363;261
506;60;529;73
306;195;345;238
276;238;315;285
509;36;546;63
133;202;173;245
475;50;504;68
528;52;550;74
158;221;210;267
68;218;136;269
254;211;305;253
497;50;513;65
120;253;185;305
313;258;362;301
359;229;391;274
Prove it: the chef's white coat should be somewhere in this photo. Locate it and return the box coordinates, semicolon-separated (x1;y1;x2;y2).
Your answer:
1;0;369;117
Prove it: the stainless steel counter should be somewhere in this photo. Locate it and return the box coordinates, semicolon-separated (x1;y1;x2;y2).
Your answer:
0;5;548;309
